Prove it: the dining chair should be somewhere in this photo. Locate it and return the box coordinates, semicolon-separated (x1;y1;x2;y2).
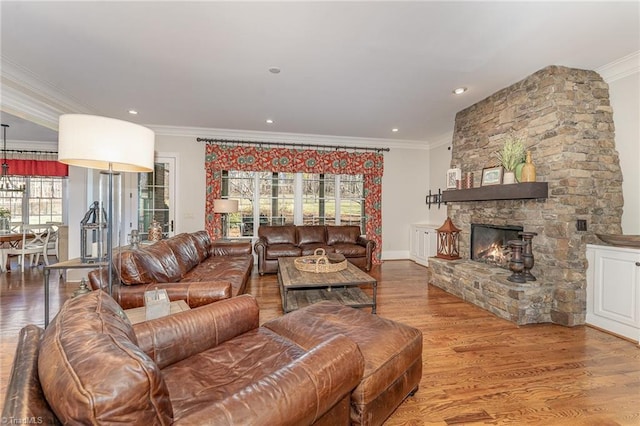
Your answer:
7;224;52;272
45;222;62;261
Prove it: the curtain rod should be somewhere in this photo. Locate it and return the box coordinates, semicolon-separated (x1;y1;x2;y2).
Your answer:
4;149;58;154
196;137;390;153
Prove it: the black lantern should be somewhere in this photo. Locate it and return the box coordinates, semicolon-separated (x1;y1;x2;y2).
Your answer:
80;201;107;263
436;217;461;260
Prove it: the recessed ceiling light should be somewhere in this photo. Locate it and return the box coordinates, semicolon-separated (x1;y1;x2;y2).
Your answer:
392;128;399;132
128;109;138;115
266;119;274;124
268;67;281;74
453;87;467;95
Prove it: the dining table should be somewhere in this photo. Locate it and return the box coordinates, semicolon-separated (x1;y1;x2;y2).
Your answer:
0;231;34;272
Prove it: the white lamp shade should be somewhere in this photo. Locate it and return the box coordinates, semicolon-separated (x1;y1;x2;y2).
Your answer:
58;114;155;172
213;199;239;213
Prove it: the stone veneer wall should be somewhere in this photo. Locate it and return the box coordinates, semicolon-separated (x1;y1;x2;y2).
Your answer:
429;65;623;326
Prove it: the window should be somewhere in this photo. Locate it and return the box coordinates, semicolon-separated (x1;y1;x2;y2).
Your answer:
0;176;64;225
222;171;364;237
259;172;294;226
138;161;172;238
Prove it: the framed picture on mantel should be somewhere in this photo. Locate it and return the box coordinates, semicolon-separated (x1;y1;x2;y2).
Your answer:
481;166;503;186
446;168;461;189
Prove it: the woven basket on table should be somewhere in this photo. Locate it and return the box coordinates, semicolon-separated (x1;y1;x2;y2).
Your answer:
294;248;348;273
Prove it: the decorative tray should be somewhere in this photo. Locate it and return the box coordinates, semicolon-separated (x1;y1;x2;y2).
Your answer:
294;249;347;273
595;234;640;248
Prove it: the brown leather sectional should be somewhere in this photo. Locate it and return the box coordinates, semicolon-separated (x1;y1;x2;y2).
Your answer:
88;230;253;309
254;225;375;275
3;291;365;424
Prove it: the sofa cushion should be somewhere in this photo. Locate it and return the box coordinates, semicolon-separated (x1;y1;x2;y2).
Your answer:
326;225;361;245
189;231;211;262
116;241;183;285
332;243;366;257
265;243;302;260
300;244;335;256
165;233;200;277
162;327;306;420
115;250;158;285
259;225;297;245
182;255;254;296
38;291;173;424
297;226;326;245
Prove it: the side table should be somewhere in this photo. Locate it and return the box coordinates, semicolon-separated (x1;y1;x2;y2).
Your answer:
124;300;190;324
43;258;108;327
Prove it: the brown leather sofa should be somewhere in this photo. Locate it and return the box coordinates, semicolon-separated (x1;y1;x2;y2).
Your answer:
3;291;365;425
254;225;375;275
88;231;253;309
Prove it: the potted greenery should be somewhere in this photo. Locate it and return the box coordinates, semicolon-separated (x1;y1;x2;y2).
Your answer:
495;134;526;184
0;207;10;232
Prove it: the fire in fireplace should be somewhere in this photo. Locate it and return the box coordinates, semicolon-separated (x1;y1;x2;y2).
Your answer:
471;223;523;268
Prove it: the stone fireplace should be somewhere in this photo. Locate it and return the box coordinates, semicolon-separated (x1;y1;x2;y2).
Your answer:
429;65;623;326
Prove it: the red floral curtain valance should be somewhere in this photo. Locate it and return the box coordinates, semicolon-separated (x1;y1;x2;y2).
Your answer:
3;159;68;177
204;144;384;264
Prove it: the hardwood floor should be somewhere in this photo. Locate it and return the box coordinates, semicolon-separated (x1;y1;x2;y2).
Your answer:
1;259;639;424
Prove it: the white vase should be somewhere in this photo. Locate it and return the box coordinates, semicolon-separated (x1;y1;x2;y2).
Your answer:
503;171;516;184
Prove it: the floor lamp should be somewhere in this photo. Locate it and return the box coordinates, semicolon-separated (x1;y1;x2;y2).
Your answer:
213;199;238;238
58;114;155;295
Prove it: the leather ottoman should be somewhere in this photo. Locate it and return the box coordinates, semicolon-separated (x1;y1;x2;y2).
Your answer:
263;301;422;426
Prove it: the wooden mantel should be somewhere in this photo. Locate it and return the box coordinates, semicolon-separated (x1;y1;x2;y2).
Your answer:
442;182;548;202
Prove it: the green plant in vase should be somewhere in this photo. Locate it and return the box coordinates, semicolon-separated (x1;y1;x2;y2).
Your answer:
495;134;525;184
0;207;11;232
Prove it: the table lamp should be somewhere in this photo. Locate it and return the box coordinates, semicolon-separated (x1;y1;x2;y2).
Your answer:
58;114;155;295
213;199;238;238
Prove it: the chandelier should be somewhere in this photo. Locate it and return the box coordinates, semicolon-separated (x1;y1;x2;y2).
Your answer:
0;124;25;193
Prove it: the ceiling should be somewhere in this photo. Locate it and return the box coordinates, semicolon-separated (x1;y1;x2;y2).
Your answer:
1;1;638;148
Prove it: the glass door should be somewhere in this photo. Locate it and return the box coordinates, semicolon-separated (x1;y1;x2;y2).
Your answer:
137;157;176;240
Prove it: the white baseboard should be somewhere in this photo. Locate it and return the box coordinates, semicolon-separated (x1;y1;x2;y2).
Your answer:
381;250;410;260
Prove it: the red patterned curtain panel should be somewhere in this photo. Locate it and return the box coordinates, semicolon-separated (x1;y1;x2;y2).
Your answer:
3;159;68;177
204;144;384;264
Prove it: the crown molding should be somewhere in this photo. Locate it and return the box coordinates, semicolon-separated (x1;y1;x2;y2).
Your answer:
5;140;58;151
427;131;454;150
1;56;94;130
149;124;432;151
596;51;640;83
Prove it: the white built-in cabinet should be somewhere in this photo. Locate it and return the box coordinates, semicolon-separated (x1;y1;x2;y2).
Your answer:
409;224;439;267
586;244;640;345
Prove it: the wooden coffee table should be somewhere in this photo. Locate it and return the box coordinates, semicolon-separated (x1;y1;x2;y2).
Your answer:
277;257;377;314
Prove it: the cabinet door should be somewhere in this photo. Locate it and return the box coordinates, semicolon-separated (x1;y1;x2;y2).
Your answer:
417;230;427;260
587;247;640;343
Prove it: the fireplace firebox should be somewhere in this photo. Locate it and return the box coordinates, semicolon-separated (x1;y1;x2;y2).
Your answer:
471;224;523;268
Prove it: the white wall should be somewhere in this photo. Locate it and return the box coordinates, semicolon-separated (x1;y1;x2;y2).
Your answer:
427;142;452;228
155;134;207;233
380;147;430;259
608;71;640;234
